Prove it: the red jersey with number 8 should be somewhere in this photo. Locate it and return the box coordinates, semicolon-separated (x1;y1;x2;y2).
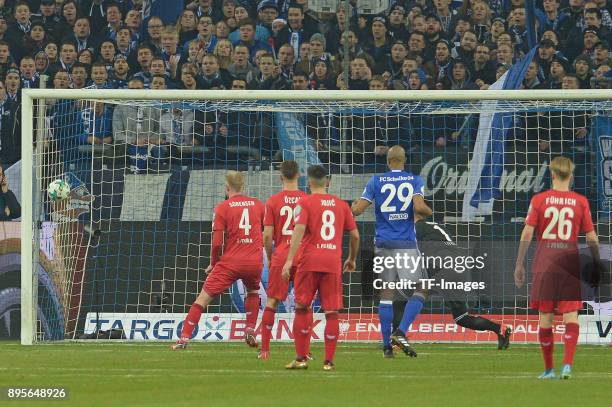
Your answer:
213;194;265;266
263;190;307;268
294;193;357;274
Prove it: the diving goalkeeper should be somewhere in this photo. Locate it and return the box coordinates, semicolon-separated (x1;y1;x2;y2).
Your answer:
392;218;512;350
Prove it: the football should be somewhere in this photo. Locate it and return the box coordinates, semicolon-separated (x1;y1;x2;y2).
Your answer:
47;179;71;201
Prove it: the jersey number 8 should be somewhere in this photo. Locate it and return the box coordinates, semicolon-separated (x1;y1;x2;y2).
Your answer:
321;210;335;240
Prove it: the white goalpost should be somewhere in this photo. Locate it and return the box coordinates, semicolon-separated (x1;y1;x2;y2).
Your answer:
21;89;612;345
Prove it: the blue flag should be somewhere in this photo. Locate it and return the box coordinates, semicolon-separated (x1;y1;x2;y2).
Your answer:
462;47;538;220
593;116;612;218
275;112;321;188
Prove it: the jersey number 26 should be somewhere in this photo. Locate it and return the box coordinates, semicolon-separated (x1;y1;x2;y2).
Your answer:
542;206;574;241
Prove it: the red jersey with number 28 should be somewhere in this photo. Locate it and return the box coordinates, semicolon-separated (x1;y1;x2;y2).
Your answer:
295;193;357;274
213;194;265;266
263;190;307;266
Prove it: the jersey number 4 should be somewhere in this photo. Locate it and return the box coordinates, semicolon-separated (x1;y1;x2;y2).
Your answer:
381;182;414;212
542;206;574;240
239;208;251;236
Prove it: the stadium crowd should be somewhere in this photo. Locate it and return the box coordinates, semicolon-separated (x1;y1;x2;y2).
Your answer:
0;0;609;171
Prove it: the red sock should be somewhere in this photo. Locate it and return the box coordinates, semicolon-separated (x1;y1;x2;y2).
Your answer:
324;312;339;363
260;306;276;352
244;293;260;330
305;308;313;355
539;327;554;370
180;303;204;340
293;308;309;359
563;323;579;366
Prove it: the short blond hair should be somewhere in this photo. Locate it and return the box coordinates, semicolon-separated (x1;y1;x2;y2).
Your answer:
162;25;178;38
550;156;574;181
225;171;245;192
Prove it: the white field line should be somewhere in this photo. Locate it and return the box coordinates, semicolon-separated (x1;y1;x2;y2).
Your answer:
2;366;612;379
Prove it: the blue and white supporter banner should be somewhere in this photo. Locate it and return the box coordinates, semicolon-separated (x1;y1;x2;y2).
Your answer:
462;48;537;221
275;112;321;188
594;116;612;217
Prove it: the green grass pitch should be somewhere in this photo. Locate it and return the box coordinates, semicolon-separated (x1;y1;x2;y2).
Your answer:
0;341;610;406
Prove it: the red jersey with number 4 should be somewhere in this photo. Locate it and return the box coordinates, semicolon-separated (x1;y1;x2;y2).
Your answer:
213;194;265;266
263;190;307;267
295;193;357;274
525;189;594;275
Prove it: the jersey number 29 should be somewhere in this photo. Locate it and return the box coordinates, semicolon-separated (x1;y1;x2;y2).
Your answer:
381;182;414;212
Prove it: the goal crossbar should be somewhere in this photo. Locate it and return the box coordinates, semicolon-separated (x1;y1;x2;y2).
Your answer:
21;88;612;102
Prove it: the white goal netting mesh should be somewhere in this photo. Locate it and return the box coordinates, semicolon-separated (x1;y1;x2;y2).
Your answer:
27;96;611;343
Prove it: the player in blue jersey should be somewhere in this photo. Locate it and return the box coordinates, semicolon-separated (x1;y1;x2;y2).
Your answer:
352;145;432;358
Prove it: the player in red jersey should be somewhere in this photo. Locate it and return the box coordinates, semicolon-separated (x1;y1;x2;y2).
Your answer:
172;171;265;350
283;165;360;371
515;157;601;379
259;161;309;360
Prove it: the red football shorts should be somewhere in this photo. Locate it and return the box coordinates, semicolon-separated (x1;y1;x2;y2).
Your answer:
203;262;261;297
267;265;296;301
294;271;343;311
530;300;583;314
531;270;582;314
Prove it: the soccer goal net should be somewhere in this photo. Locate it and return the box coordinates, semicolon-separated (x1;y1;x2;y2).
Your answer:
21;89;612;345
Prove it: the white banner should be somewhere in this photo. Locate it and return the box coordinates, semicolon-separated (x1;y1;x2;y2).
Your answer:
578;315;612;344
84;313;612;344
84;312;327;341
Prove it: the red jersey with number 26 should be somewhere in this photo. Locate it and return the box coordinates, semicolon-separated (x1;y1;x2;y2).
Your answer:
525;189;594;275
213;194;265;266
295;193;357;274
525;189;594;243
263;190;307;267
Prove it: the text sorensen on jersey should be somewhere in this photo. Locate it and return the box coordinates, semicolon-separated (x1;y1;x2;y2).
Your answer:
229;201;255;207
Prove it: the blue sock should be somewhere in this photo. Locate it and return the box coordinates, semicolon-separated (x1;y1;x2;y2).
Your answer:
379;301;393;347
399;296;425;334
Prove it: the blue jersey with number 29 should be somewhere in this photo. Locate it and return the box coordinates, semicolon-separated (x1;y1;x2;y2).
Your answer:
361;170;425;248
